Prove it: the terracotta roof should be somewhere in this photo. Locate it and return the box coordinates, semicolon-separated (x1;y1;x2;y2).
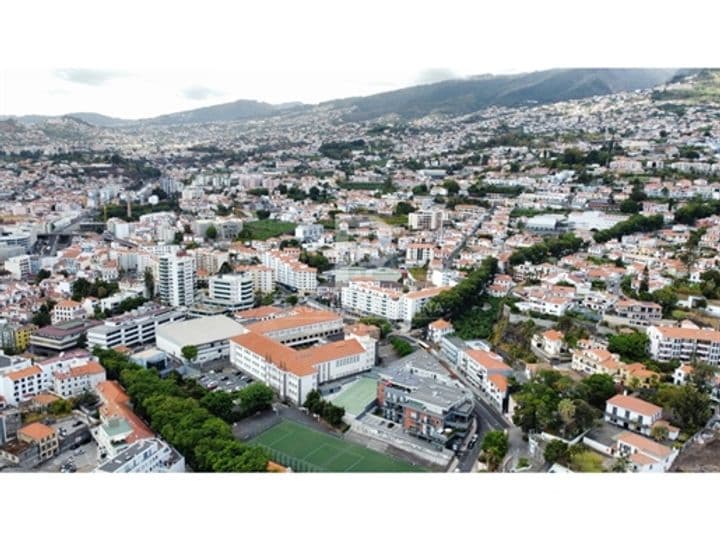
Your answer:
617;431;673;459
607;394;662;417
543;329;564;341
5;365;42;381
488;373;508;393
429;319;452;330
652;326;720;342
235;306;283;319
55;299;82;309
96;380;154;443
246;307;341;335
465;349;510;372
404;286;450;300
18;422;55;441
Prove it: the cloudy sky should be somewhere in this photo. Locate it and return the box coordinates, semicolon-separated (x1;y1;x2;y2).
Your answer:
0;0;714;119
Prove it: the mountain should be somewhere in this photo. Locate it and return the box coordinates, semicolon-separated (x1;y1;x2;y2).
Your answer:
325;68;679;121
141;99;309;126
0;69;686;132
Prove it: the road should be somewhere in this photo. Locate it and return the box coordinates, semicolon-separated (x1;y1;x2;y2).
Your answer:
443;218;483;270
401;334;527;472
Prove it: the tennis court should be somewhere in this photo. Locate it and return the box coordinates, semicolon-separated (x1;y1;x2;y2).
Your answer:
329;376;378;416
251;420;422;472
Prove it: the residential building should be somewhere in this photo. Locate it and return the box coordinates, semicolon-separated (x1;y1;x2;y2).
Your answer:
376;361;473;447
260;250;317;294
532;329;565;358
428;319;453;344
205;273;255;312
4;255;31;280
615;431;678;473
613;299;662;326
604;394;662;436
17;422;59;465
95;437;185;473
647;325;720;365
460;349;512;411
158;253;197;307
94;380;154;458
408;210;443;231
295;224;325;242
51;299;86;325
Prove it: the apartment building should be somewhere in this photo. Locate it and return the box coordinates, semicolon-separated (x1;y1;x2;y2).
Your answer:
376;362;473;447
260;250;317;294
51;299;87;325
460;349;512;411
87;304;187;350
158;254;196;307
94;381;154;459
571;347;622;376
647;325;720;365
532;329;565;358
295;224;325;242
613;299;662;326
0;350;107;405
4;255;31;280
340;280;448;323
230;332;374;406
18;422;59;465
96;437;185;473
235;264;275;293
205;273;255;312
408;210;443;231
405;243;434;267
244;306;343;346
604;394;662;437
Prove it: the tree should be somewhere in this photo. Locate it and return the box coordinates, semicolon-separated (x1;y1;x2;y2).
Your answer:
668;384;712;433
443;179;460;195
558;398;576;432
181;345;198;363
255;209;271;220
34;269;51;284
579;374;617;409
389;337;414;357
144;267;155;298
287;295;298;306
205;225;218;241
690;362;717;393
173;231;184;245
200;391;235;422
237;383;274;417
481;430;509;471
608;332;649;363
218;261;233;275
543;439;569;464
651;424;669;442
393;201;416;216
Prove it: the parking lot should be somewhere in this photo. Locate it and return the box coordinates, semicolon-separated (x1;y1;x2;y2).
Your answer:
198;369;253;392
40;440;99;473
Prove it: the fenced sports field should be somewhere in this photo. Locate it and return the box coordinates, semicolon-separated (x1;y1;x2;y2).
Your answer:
251;420;422;472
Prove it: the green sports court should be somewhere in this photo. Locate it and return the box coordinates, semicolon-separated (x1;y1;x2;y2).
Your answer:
329;376;378;417
251;420;422;472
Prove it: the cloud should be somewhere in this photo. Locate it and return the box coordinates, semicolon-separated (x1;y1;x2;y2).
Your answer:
181;85;223;101
55;68;124;86
415;68;457;84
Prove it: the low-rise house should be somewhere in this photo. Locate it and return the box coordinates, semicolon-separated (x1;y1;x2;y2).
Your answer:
604;394;662;437
532;329;565;358
428;319;453;344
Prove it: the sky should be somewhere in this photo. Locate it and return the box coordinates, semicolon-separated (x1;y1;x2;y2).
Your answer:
0;0;717;119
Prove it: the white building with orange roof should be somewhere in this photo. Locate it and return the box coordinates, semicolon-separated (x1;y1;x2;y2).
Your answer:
17;421;59;464
614;431;678;473
428;319;454;343
244;306;344;346
51;299;86;325
605;394;662;437
230;332;374;406
460;349;512;411
532;329;565;358
571;347;621;376
0;365;44;406
260;249;317;294
94;380;155;458
672;363;694;386
647;325;720;365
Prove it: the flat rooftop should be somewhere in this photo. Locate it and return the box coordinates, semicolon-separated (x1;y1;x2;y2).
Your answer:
155;315;246;347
